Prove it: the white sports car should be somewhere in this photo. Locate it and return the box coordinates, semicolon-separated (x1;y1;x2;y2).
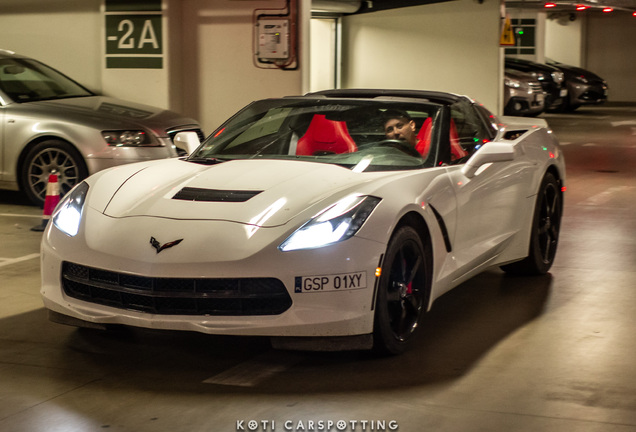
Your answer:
41;90;565;354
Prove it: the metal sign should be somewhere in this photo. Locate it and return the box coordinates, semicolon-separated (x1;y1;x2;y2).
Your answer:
105;0;163;69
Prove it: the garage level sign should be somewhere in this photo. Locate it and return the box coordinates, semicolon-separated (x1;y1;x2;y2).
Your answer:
105;0;163;69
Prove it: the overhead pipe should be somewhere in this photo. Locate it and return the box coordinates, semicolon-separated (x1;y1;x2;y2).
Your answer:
312;1;362;14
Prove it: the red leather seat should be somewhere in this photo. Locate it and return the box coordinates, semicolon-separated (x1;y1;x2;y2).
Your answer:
449;120;468;161
296;114;357;156
415;117;433;157
416;117;468;161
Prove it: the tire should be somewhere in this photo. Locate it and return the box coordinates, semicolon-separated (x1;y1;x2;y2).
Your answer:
20;140;88;206
501;172;562;276
373;225;430;355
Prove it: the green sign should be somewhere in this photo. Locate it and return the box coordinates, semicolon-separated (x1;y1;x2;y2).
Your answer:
106;15;162;55
105;0;163;69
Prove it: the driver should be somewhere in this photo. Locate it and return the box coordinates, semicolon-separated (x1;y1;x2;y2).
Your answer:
383;110;419;148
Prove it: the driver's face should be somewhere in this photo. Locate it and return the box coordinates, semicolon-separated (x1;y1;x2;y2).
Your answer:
384;117;417;145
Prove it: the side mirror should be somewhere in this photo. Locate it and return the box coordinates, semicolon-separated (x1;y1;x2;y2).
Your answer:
173;131;201;156
461;142;515;178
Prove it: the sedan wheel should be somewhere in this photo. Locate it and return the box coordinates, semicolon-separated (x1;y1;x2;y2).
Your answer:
502;172;562;275
21;140;87;206
374;226;429;355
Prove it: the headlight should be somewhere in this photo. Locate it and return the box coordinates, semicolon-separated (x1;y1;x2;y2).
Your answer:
52;182;89;237
573;74;589;84
279;195;381;252
102;130;154;147
551;71;564;84
504;77;522;89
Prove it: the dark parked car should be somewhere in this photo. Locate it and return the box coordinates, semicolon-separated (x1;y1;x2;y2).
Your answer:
504;68;545;116
546;59;608;111
505;58;568;112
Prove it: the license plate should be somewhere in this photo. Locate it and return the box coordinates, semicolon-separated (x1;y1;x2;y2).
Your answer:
535;93;545;104
560;88;568;97
295;272;367;293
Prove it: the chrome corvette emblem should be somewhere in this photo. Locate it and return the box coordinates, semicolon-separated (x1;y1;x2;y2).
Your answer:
150;237;183;254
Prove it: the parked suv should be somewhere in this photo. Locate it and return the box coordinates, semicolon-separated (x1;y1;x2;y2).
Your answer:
504;68;545;116
505;57;568;112
0;50;203;205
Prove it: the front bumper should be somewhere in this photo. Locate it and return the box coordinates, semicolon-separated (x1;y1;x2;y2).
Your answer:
84;137;179;175
568;82;608;106
41;212;385;337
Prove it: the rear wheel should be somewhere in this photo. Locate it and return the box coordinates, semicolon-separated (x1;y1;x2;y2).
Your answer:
502;172;562;275
373;226;429;355
20;140;88;206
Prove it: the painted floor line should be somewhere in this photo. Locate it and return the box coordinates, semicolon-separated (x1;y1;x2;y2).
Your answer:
580;186;636;206
203;351;304;387
0;213;42;219
0;253;41;268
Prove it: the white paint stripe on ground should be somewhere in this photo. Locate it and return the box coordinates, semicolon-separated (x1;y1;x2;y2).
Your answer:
581;186;636;206
0;253;40;268
0;213;42;219
203;351;304;387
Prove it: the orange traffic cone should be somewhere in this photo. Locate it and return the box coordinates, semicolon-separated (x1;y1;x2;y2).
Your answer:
31;173;61;232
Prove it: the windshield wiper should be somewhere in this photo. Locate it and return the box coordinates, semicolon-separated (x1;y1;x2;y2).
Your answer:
186;156;229;165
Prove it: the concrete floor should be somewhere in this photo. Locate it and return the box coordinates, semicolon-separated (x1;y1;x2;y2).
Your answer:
1;104;635;432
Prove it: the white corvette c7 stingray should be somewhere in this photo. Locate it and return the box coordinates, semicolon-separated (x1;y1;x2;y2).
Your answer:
41;90;565;354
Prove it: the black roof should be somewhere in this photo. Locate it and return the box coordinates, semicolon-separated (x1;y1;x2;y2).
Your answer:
304;89;465;105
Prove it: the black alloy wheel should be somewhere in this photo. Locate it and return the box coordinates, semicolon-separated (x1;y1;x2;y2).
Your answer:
21;140;88;206
374;225;429;355
502;172;562;275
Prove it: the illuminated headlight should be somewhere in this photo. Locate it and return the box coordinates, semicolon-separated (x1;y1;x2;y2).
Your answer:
573;74;589;84
52;182;89;237
504;77;522;89
279;195;381;252
102;130;153;146
551;71;565;84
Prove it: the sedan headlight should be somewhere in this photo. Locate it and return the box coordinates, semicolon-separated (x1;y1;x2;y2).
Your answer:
102;130;154;147
279;195;381;252
504;77;522;89
52;182;89;237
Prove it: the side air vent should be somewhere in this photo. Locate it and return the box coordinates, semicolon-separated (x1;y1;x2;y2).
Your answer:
503;130;528;140
173;187;262;202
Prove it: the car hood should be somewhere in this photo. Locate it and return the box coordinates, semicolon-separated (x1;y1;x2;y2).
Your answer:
91;158;393;227
505;68;537;82
549;63;604;81
21;96;198;134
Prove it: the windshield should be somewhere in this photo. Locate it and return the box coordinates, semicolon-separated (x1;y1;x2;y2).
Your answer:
190;98;442;172
0;58;93;103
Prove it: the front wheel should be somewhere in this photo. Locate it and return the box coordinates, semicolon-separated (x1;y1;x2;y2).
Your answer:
501;172;562;275
20;140;88;206
373;226;430;355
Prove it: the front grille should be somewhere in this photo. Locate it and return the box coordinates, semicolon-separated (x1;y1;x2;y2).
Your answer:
61;262;292;316
529;82;543;95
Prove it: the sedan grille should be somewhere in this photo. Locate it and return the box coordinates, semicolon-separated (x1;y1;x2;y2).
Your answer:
528;82;543;95
61;262;292;316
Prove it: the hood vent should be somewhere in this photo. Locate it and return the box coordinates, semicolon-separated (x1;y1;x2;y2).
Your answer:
173;187;262;203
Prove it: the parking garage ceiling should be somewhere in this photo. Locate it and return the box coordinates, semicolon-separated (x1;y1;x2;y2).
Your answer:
505;0;636;11
313;0;636;14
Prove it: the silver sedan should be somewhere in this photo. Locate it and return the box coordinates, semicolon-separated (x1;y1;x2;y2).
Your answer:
0;49;202;205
